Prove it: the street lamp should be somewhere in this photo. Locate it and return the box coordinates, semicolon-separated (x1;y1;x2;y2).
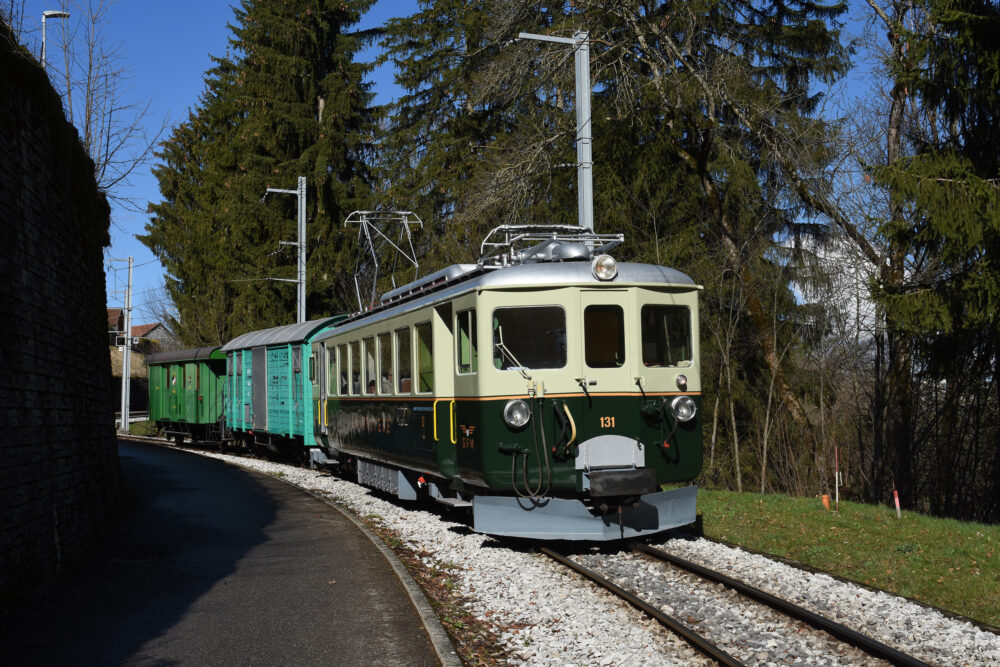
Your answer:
41;9;70;72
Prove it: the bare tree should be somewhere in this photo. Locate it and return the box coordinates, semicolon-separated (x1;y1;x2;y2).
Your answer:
8;0;166;212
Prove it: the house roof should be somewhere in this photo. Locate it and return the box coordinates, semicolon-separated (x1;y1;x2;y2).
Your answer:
132;323;163;337
107;308;123;328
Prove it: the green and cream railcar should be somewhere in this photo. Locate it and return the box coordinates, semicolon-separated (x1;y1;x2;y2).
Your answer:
311;238;702;540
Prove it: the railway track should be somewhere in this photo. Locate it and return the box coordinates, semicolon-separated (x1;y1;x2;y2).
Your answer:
542;543;933;666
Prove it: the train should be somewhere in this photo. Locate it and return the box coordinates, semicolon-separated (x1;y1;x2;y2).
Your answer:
145;225;703;540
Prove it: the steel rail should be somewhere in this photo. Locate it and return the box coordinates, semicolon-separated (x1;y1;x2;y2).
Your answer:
540;547;741;667
630;542;932;667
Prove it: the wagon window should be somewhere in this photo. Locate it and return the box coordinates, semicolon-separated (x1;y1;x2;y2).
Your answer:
396;327;412;394
309;355;315;382
457;309;478;374
585;305;625;368
349;341;361;395
336;344;347;394
363;336;376;394
415;322;433;393
641;305;692;367
492;306;566;370
378;333;392;394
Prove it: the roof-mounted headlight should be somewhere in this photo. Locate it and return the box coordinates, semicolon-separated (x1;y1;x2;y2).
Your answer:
592;254;618;281
503;399;531;429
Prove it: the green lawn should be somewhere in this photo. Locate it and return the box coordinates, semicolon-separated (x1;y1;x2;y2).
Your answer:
696;490;1000;627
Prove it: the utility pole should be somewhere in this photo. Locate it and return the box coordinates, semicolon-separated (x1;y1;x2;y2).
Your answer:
110;256;133;433
264;176;307;323
518;30;593;231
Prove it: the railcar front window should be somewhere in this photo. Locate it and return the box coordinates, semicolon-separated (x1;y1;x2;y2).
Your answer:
492;306;566;370
585;305;625;368
641;305;692;367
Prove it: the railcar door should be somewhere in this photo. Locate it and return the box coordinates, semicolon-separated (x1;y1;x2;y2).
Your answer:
575;290;641;468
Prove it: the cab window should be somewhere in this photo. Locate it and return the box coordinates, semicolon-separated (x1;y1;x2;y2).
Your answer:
584;305;625;368
641;305;692;366
492;306;566;370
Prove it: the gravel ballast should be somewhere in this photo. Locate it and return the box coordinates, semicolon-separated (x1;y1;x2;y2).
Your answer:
195;451;999;666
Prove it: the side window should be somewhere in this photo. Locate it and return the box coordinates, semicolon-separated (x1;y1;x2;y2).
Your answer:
378;333;392;394
641;305;692;367
584;305;625;368
349;341;361;395
337;344;347;395
309;355;316;382
363;336;376;395
457;308;478;374
415;321;433;393
396;327;412;393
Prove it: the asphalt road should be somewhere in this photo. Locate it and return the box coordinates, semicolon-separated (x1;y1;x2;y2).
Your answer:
3;440;439;666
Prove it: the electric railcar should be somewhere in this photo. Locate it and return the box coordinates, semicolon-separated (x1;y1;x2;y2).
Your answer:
307;226;703;540
147;226;703;540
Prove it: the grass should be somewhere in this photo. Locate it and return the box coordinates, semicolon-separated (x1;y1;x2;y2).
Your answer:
127;420;159;437
696;489;1000;627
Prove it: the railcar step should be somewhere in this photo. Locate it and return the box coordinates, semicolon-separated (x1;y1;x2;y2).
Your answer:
434;497;473;508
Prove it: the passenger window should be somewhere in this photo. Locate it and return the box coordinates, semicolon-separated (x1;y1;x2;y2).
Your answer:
378;333;392;394
457;309;478;374
585;305;625;368
349;341;361;394
363;336;376;394
309;355;316;383
415;322;433;393
492;306;566;370
641;305;692;366
396;327;412;394
336;344;347;394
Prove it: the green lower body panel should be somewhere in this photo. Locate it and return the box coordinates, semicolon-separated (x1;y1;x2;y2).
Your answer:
471;484;697;541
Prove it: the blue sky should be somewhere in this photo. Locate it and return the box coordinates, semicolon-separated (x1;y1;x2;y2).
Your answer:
17;0;412;322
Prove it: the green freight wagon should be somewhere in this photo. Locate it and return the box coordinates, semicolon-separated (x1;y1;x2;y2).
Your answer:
146;346;227;443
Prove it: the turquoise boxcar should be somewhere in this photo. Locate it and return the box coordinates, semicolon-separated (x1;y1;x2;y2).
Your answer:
146;346;227;442
221;317;344;455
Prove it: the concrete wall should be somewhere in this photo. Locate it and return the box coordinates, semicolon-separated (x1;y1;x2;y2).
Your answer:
0;20;119;598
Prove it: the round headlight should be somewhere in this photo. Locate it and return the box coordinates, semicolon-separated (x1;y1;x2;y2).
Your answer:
675;374;688;390
670;396;697;422
503;399;531;429
591;254;618;281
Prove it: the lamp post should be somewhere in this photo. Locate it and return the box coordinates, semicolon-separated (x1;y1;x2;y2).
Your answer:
41;9;70;72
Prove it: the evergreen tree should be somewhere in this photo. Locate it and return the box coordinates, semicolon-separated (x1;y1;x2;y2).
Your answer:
870;0;1000;519
142;0;378;344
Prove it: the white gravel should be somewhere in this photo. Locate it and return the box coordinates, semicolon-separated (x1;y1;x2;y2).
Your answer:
194;450;999;666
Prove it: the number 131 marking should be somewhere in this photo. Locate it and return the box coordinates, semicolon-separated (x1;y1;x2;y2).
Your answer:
600;416;616;428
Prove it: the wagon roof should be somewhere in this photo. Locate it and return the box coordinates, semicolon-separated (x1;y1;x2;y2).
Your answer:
220;315;347;352
145;346;224;364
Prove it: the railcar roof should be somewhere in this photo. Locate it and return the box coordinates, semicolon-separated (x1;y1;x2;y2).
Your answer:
145;346;224;364
220;315;346;352
320;261;699;341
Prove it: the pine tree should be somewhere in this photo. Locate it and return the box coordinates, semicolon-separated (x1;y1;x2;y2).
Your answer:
869;0;1000;519
142;0;378;344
